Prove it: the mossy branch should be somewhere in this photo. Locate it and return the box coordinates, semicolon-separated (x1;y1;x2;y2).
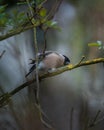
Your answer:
0;23;34;41
0;57;104;107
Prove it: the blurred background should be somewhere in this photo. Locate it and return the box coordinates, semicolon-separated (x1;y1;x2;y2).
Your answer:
0;0;104;130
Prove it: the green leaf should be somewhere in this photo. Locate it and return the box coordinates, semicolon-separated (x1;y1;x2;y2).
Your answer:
17;12;25;19
0;12;8;26
39;8;47;17
88;41;104;50
17;12;26;23
46;20;57;27
88;43;101;47
42;20;61;30
44;20;61;30
88;41;102;47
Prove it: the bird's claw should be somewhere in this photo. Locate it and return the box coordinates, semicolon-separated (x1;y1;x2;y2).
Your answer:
29;58;36;64
47;68;56;73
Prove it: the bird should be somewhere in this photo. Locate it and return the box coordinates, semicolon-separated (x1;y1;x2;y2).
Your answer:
25;51;70;77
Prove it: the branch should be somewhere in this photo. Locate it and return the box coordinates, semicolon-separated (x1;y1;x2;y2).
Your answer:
26;1;53;128
26;0;40;104
0;23;34;41
42;30;47;55
46;0;63;20
41;57;104;79
0;57;104;107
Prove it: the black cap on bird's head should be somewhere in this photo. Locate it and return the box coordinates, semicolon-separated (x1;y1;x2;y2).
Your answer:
63;55;70;65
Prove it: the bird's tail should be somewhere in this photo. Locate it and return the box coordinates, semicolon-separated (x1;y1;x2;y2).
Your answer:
25;64;36;77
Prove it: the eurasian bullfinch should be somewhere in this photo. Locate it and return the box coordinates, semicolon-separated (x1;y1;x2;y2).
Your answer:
25;51;70;77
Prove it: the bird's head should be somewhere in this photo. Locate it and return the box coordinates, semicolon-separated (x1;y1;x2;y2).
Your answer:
63;55;70;65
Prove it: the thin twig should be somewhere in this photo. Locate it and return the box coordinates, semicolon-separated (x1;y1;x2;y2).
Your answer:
93;115;104;126
26;1;53;128
35;102;53;128
38;0;47;8
26;0;40;105
42;30;48;56
88;110;101;127
33;27;40;104
46;0;63;20
0;50;6;59
77;56;85;66
26;0;33;16
88;110;104;128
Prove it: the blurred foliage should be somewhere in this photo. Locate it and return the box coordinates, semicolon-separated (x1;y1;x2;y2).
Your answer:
0;5;8;27
7;10;27;27
0;0;60;37
0;4;28;31
25;0;60;30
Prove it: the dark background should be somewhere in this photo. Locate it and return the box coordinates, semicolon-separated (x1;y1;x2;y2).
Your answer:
0;0;104;130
